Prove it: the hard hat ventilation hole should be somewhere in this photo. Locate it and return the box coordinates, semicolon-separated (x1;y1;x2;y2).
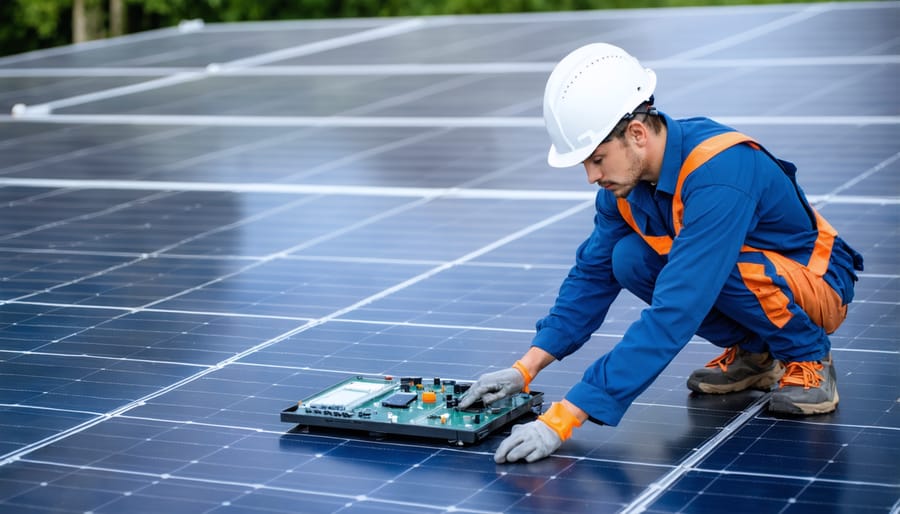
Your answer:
559;55;625;101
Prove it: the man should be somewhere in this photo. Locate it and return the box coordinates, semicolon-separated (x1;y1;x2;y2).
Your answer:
459;43;864;464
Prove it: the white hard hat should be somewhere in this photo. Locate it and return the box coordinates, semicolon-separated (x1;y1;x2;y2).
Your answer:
543;43;657;168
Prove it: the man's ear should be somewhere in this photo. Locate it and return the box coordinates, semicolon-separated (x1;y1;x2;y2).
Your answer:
626;120;649;147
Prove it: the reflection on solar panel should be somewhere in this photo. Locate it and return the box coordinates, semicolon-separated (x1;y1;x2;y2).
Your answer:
1;3;898;513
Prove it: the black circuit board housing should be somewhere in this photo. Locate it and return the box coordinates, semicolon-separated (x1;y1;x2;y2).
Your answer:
281;375;543;444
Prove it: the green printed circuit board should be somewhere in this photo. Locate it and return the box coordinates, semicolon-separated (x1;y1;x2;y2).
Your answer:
281;375;544;444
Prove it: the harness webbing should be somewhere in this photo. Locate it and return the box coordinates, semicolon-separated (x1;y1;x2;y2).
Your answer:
615;132;836;277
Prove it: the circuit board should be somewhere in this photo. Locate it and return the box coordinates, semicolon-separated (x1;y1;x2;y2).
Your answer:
281;375;543;444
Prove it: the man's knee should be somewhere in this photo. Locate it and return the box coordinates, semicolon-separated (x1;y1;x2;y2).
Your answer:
612;233;664;297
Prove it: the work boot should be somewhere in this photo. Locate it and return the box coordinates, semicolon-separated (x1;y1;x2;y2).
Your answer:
687;346;785;394
769;355;839;415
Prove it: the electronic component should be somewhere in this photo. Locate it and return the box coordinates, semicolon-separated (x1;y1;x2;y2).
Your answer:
381;392;417;408
281;375;543;445
304;378;394;412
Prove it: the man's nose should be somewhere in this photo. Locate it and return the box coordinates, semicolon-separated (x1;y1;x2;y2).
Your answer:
585;164;602;185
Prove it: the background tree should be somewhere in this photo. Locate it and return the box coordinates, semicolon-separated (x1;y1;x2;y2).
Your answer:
0;0;849;58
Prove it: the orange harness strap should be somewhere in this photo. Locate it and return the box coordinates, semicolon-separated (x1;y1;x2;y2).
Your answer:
614;131;844;331
617;132;760;255
616;131;832;277
671;132;760;235
616;201;673;254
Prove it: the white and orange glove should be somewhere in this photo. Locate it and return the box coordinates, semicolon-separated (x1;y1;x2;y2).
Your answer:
458;361;533;409
494;402;582;463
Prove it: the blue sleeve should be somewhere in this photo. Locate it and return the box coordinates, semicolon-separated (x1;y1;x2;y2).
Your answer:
565;156;761;426
531;192;631;359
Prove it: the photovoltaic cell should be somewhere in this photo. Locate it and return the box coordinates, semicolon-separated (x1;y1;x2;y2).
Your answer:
0;3;897;513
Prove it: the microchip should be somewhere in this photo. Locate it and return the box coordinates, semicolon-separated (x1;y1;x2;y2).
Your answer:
458;398;486;412
381;392;417;408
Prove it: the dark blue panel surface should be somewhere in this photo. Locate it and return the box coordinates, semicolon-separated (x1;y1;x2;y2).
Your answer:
0;3;897;514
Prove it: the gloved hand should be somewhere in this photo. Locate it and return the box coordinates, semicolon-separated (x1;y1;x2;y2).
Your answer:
493;419;561;463
459;361;531;409
493;402;583;464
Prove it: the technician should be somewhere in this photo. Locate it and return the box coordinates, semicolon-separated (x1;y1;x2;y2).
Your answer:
459;43;863;464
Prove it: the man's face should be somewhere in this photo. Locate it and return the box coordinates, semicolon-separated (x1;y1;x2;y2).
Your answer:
582;136;645;199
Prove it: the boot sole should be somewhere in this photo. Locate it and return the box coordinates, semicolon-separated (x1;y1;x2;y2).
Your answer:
769;389;839;415
687;364;785;395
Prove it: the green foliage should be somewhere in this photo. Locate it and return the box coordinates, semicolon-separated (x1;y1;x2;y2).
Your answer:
1;0;72;55
0;0;863;58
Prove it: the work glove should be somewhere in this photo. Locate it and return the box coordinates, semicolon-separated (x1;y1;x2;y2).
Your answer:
459;361;532;409
494;402;582;463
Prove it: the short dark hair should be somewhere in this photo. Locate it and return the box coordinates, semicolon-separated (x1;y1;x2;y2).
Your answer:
604;100;664;142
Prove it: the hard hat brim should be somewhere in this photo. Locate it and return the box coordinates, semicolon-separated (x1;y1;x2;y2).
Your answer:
547;143;595;168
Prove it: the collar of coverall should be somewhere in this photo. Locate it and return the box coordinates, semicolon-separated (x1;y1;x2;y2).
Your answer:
653;110;681;196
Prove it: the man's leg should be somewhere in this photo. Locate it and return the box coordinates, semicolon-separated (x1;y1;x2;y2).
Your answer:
612;234;782;393
613;233;762;349
704;251;841;414
613;235;841;413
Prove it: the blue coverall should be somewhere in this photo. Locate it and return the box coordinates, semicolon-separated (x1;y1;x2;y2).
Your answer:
531;112;864;426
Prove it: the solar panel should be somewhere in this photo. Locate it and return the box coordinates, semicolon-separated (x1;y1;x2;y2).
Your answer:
1;3;898;513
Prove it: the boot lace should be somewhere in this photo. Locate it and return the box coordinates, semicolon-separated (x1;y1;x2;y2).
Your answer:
779;361;823;390
705;346;738;372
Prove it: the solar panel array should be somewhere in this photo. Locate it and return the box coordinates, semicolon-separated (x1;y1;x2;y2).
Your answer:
1;3;898;513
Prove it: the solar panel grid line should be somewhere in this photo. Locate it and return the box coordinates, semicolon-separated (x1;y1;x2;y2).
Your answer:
2;301;318;327
690;416;900;486
130;407;663;474
269;129;460;185
6;310;892;375
3;6;888;122
812;151;900;204
3;54;899;80
620;395;771;514
119;197;435;308
664;2;832;62
15;19;429;118
0;190;177;244
0;246;170;260
1;186;73;206
0;348;214;370
0;321;318;466
751;416;900;434
157;192;430;262
670;470;896;513
2;192;425;307
0;124;77;150
0;200;591;469
687;466;897;489
246;1;858;27
0;177;600;200
7;332;888;431
153;126;390;179
16;72;209;117
0;402;105;417
5;253;147;301
1;4;898;513
0;68;195;77
0;25;188;67
14;457;509;514
9;113;900;128
220;19;426;70
17;405;691;488
0;181;896;206
808;196;900;206
0;125;198;177
764;65;888;118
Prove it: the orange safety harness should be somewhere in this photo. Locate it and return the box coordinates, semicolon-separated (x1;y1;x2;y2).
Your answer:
615;132;844;332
